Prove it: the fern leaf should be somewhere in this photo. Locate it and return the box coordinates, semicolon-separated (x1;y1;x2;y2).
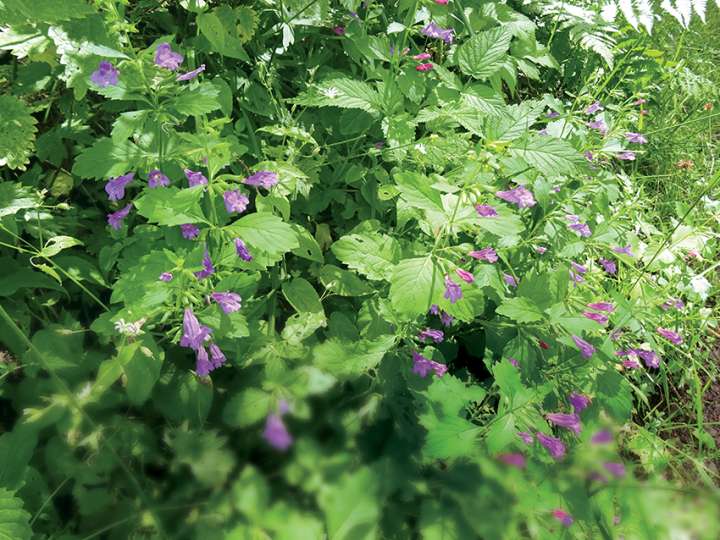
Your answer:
637;0;655;33
619;0;639;29
691;0;708;21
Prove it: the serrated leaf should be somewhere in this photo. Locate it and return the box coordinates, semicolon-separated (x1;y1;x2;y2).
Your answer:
282;278;323;314
390;256;443;317
71;138;145;179
171;82;222;115
331;232;401;281
485;100;546;143
0;183;40;218
0;95;37;170
0;488;32;540
313;335;395;377
224;213;299;255
495;297;544;323
319;265;373;296
508;135;584;177
134;186;206;226
457;27;512;80
38;235;83;258
292;78;381;113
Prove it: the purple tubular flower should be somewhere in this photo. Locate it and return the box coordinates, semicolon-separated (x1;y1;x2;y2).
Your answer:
411;351;447;378
443;275;462;304
147;169;170;188
439;311;454;327
603;462;626;478
552;509;574;527
184;168;208;187
613;245;634;256
583;311;609;325
469;247;498;263
176;64;206;81
105;172;134;201
518;431;534;445
180;223;200;239
244;171;278;189
584;150;594;161
625;132;648;144
588;302;615;312
572;335;595;358
475;204;498;217
418;328;444;343
495;186;536;208
90;61;119;87
536;246;547;254
333;25;345;35
421;22;454;44
623;357;641;369
234;238;253;261
503;273;517;287
569;222;592;237
211;292;242;313
587;120;608;135
194;250;215;279
569;393;591;412
498;453;526;469
617;151;636;161
585;101;603;114
263;413;293;451
429;304;440;315
546;412;581;435
180;308;212;350
591;430;613;444
571;262;587;275
600;258;617;274
547;110;560;118
195;345;211;376
508;357;519;367
657;327;683;345
413;52;432;61
159;272;173;282
636;349;659;368
538;128;549;136
662;298;684;311
223;190;250;214
209;343;226;369
154;43;183;71
455;268;474;284
107;204;132;230
537;432;566;460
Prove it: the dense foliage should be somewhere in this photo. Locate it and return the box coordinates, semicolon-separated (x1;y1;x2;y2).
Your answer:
1;0;719;538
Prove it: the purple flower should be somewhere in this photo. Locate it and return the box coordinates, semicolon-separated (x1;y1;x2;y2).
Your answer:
235;238;253;261
613;245;634;256
572;335;595;358
503;273;517;287
443;275;462;304
661;298;684;311
617;151;636;161
566;214;580;223
498;453;526;469
571;262;587;275
600;258;617;274
538;128;549;136
603;461;626;478
107;204;132;230
455;268;474;284
469;247;498;263
333;25;345;35
147;169;170;188
244;171;278;189
634;98;647;105
195;345;211;376
211;292;242;313
263;413;293;451
194;250;214;279
584;150;594;161
429;304;440;315
537;432;566;460
185;168;208;187
105;172;134;201
569;393;591;413
587;119;608;135
154;43;183;71
176;64;206;81
439;311;454;327
159;272;173;282
416;63;434;72
518;431;534;445
508;357;519;367
418;328;444;343
90;61;119;87
569;222;592;237
536;246;547;254
591;430;613;444
411;351;447;378
180;224;200;239
588;302;614;312
475;204;498;217
552;509;574;527
585;101;603;114
209;343;226;369
421;22;454;44
657;327;682;345
625;132;648;144
622;357;641;369
583;311;609;325
223;190;250;214
547;111;560;118
180;308;212;350
546;412;581;435
413;52;432;61
570;261;587;285
495;186;536;208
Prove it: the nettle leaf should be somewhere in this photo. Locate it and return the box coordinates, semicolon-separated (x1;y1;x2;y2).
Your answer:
318;469;380;540
331;232;401;281
394;171;443;212
197;6;250;60
72;138;145;179
0;489;32;540
495;297;544;324
170;82;222;116
0;183;41;218
390;256;443;317
508;135;584;177
319;265;373;296
0;95;37;170
457;27;512;80
222;388;272;428
134;186;206;226
282;278;324;314
291;78;381;113
313;335;395;377
224;213;299;255
475;206;525;237
485;100;546;143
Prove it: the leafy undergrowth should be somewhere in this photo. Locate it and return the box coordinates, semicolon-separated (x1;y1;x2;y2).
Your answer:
1;1;720;539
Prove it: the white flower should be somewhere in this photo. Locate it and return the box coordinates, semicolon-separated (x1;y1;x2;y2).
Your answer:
690;275;711;300
322;87;340;99
414;143;427;155
114;318;147;337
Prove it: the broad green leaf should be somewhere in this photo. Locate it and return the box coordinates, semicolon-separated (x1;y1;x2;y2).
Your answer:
495;297;544;323
134;186;206;226
508;135;584;177
0;95;36;170
292;78;381;113
318;469;379;540
291;225;324;263
394;171;443;212
313;335;395;377
390;256;443;317
319;265;373;296
0;426;37;491
475;207;525;237
38;235;83;258
171;82;222;115
71;138;145;179
0;488;32;540
485;100;546;142
0;183;40;218
282;278;323;314
123;340;164;406
222;388;272;428
224;212;299;255
331;232;401;281
457;27;512;80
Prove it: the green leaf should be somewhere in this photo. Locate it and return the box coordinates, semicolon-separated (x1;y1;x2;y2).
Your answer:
313;335;395;377
123;340;163;406
390;256;443;317
282;278;323;314
171;82;222;116
475;206;525;237
0;488;32;540
38;235;83;258
134;186;206;226
394;171;443;212
0;426;37;491
0;183;40;218
222;388;273;428
318;469;379;540
331;232;401;281
0;95;36;170
457;27;512;80
508;135;584;177
485;100;546;143
71;138;145;179
319;265;373;296
291;225;324;263
224;213;299;255
495;297;544;323
292;78;381;113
